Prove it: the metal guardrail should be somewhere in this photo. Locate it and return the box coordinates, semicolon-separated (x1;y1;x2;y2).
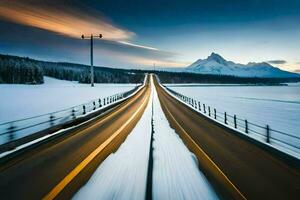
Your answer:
0;85;141;146
164;86;300;155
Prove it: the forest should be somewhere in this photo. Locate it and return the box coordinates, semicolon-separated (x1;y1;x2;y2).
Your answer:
0;54;144;84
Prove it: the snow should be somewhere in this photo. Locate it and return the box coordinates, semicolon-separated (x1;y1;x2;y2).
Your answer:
0;77;137;123
167;84;300;157
152;80;219;200
0;77;136;144
74;76;218;200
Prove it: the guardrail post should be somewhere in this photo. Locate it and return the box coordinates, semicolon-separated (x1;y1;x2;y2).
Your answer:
49;114;55;126
224;112;227;124
266;125;270;143
72;108;76;119
93;101;96;110
214;108;216;119
99;99;102;107
83;105;86;114
208;106;211;116
203;104;206;113
7;123;16;142
245;120;248;133
234;115;237;128
198;102;201;111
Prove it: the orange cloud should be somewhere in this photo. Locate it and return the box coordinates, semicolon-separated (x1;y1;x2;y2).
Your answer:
0;0;134;41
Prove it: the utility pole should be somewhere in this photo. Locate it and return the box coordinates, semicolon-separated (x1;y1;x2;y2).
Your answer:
81;34;102;87
90;35;94;87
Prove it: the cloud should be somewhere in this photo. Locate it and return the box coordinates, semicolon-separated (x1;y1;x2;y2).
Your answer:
117;41;158;51
0;0;134;41
294;69;300;73
0;0;185;67
0;0;161;52
92;40;186;67
267;60;287;64
0;18;184;68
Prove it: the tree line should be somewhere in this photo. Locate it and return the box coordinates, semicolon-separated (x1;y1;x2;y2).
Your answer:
0;55;44;84
152;71;300;84
0;54;144;84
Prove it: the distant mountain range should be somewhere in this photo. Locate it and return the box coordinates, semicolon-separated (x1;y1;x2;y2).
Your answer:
185;53;299;78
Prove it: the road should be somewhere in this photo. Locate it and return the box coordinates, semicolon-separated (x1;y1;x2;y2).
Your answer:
0;75;151;200
1;74;299;200
154;76;300;200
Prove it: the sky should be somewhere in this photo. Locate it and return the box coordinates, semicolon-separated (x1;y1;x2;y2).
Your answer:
0;0;299;71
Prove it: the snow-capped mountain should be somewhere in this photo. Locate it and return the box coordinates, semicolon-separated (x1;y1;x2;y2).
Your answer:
186;53;299;78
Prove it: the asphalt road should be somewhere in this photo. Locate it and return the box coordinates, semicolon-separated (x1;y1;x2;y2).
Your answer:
0;75;151;200
154;76;300;200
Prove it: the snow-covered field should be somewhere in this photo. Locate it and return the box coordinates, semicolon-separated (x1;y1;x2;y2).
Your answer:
0;77;137;123
167;84;300;155
0;77;136;144
74;76;218;200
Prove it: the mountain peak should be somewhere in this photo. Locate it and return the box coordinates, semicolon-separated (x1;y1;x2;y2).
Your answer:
207;52;227;63
186;53;299;78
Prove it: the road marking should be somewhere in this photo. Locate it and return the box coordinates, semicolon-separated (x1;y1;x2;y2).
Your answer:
157;83;247;200
43;84;151;200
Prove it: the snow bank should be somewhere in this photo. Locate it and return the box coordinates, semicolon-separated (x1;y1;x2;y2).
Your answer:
152;81;219;200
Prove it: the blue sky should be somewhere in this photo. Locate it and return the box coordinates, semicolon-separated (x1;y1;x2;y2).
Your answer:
0;0;299;71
